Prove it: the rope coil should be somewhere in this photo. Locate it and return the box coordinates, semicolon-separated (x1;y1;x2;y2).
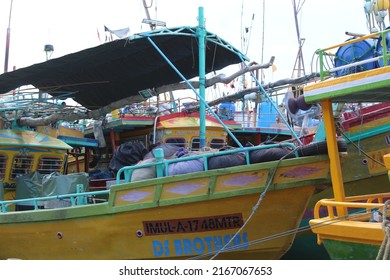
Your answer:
377;200;390;260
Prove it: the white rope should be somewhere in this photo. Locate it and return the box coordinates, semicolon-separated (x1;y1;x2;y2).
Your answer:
207;147;298;260
377;200;390;260
187;205;372;260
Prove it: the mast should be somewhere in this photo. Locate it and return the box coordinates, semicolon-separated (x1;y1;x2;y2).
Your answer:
4;0;13;73
291;0;306;81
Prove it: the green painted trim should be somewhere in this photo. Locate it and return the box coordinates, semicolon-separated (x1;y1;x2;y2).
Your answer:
305;79;390;103
343;123;390;143
209;175;217;194
322;239;380;260
0;154;330;224
154;184;163;205
57;135;98;147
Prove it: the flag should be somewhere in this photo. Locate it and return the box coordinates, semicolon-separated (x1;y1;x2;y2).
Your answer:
97;28;101;42
104;25;130;41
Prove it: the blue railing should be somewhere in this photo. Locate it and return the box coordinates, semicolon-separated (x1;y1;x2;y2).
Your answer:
317;28;390;80
116;143;298;184
0;184;109;213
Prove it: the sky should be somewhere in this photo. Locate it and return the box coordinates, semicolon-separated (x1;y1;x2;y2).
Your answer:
0;0;374;95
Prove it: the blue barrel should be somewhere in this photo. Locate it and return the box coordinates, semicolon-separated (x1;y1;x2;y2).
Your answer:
334;38;376;77
218;102;235;120
376;27;390;67
256;100;277;128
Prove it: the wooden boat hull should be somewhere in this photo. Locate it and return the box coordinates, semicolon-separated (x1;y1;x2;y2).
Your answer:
310;219;384;260
0;187;313;260
309;190;390;260
314;231;382;260
0;155;330;260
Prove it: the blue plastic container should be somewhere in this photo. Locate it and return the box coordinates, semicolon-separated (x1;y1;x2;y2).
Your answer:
256;100;277;128
218;102;235;120
334;38;376;77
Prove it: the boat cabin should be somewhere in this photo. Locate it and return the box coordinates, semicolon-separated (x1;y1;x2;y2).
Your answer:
0;129;71;200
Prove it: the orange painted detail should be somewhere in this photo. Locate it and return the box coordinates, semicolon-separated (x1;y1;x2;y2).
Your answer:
366;148;390;174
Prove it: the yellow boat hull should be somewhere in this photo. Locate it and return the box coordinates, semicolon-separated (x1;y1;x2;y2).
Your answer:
0;186;314;260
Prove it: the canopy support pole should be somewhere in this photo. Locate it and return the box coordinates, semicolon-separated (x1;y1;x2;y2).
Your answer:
197;7;206;149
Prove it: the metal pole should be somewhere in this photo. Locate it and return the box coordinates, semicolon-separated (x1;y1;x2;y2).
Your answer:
197;7;206;149
4;0;13;73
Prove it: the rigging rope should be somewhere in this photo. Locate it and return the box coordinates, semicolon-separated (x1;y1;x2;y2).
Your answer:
336;121;385;167
376;200;390;260
188;202;376;260
208;146;297;259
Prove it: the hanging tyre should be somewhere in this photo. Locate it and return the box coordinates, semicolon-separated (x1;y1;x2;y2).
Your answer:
297;138;347;157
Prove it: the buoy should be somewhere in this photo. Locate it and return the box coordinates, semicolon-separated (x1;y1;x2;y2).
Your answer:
376;0;390;11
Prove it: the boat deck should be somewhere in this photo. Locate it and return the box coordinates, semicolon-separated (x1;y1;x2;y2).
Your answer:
304;30;390;104
304;66;390;103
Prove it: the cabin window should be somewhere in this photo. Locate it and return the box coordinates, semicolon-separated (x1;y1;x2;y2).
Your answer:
38;156;63;174
210;138;226;149
10;155;34;179
165;138;186;148
0;154;7;179
191;138;200;150
191;138;226;150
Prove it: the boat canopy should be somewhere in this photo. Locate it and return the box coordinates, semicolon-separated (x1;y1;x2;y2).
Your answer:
0;129;72;150
0;27;246;110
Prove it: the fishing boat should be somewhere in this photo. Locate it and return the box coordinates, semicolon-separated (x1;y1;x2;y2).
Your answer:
0;92;99;200
284;100;390;259
0;7;338;260
277;0;390;259
307;26;390;259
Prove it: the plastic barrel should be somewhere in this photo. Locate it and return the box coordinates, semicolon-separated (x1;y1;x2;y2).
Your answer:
334;38;376;77
376;27;390;67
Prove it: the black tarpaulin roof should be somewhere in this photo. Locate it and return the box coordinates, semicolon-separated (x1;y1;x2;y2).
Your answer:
0;27;246;110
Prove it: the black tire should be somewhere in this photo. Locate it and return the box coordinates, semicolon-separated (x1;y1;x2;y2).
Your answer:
250;147;295;164
287;98;299;114
208;152;246;170
297;139;347;157
296;95;312;111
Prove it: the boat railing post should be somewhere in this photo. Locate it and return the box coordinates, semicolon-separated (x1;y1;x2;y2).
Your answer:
318;49;325;81
154;148;164;178
76;184;87;205
382;29;389;66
